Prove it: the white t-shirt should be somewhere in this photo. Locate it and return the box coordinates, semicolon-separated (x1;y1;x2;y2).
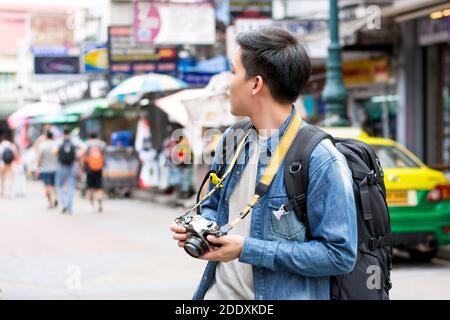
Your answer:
38;139;58;173
204;134;267;300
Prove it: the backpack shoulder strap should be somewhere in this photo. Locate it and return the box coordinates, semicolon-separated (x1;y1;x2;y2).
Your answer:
283;124;333;225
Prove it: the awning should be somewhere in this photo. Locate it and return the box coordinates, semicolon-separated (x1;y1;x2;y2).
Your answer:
381;0;449;23
63;98;121;119
31;112;79;125
30;98;121;125
303;18;368;59
7;102;61;129
154;88;236;127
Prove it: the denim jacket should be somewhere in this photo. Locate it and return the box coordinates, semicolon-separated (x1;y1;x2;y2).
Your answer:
193;107;357;300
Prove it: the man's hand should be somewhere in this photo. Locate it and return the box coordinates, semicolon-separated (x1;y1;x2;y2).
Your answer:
170;223;187;247
199;235;244;262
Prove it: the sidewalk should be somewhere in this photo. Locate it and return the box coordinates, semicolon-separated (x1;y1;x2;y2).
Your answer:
133;188;197;209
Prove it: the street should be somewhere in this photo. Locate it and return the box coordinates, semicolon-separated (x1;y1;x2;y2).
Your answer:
1;180;450;300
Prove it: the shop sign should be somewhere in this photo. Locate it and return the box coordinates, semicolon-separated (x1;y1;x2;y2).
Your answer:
83;44;109;73
133;1;215;45
34;56;80;74
29;14;74;49
418;16;449;46
343;58;390;87
107;25;178;76
230;0;272;21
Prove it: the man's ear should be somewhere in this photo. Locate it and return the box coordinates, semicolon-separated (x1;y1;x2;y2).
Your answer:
251;75;264;95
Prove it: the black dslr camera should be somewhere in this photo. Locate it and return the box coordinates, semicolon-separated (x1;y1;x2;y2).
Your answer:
176;215;225;258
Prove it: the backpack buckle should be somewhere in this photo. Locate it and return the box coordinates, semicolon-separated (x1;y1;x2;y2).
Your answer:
367;171;377;184
369;236;384;250
289;161;302;174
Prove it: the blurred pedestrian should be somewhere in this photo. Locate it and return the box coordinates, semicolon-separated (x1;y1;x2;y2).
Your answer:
12;150;27;198
0;134;19;198
82;132;106;213
37;130;58;209
173;134;194;199
55;128;78;215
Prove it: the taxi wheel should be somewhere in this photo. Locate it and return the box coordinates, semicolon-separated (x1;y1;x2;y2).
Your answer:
408;248;438;263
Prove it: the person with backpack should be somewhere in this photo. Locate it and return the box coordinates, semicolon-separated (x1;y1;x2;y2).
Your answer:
54;128;78;215
0;134;18;198
37;130;59;208
82;132;106;213
171;28;392;300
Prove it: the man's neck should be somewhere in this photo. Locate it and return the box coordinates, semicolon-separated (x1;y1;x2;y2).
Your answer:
249;102;293;138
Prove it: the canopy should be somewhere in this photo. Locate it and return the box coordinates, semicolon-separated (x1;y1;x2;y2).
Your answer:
31;112;79;125
7;102;61;129
63;98;119;119
30;99;120;125
154;88;235;128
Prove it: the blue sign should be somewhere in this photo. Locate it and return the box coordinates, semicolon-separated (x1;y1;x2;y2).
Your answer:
83;43;108;73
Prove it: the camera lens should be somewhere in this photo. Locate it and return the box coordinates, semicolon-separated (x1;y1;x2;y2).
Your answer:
184;236;209;258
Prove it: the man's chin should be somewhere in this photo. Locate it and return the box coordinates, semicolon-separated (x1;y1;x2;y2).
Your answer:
230;106;246;117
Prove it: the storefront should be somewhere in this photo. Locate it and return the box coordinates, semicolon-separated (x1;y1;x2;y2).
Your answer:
396;4;450;167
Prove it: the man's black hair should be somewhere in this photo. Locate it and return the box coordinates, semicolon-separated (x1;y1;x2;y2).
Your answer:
46;130;53;139
236;27;311;104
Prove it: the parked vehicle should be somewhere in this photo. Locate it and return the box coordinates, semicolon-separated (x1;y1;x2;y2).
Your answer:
323;127;450;262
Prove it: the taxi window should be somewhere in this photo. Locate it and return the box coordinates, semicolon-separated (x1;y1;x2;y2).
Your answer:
370;145;420;168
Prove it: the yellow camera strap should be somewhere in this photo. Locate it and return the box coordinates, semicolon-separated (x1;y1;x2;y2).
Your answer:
181;129;251;218
220;112;302;233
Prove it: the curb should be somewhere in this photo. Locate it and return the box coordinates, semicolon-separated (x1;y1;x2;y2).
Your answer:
133;190;196;208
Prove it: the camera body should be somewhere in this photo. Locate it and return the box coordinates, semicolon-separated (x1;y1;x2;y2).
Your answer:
176;215;224;258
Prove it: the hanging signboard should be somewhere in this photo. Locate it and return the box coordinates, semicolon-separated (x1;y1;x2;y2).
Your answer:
29;14;74;51
108;25;178;76
230;0;272;21
133;1;215;45
34;56;80;74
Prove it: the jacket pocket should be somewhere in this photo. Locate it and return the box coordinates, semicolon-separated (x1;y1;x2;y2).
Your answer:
268;195;306;241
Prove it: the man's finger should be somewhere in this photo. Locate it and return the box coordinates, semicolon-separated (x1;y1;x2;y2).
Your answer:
173;233;187;241
170;224;186;233
178;241;185;247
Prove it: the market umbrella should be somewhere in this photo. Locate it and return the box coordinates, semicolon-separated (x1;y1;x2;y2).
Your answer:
106;73;188;104
7;102;61;129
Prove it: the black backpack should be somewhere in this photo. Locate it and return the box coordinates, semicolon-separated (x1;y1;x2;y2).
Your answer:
284;124;393;300
58;139;76;166
214;120;393;300
2;146;14;165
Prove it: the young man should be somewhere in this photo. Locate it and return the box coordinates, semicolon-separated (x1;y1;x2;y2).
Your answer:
55;128;78;215
170;28;357;300
82;132;106;213
37;130;58;208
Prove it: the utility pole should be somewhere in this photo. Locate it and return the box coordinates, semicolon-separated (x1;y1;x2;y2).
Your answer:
321;0;350;127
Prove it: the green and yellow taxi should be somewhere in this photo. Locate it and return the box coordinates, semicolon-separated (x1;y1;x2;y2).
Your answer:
322;127;450;261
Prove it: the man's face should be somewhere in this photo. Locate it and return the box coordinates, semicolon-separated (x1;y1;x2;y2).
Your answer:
229;47;254;116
